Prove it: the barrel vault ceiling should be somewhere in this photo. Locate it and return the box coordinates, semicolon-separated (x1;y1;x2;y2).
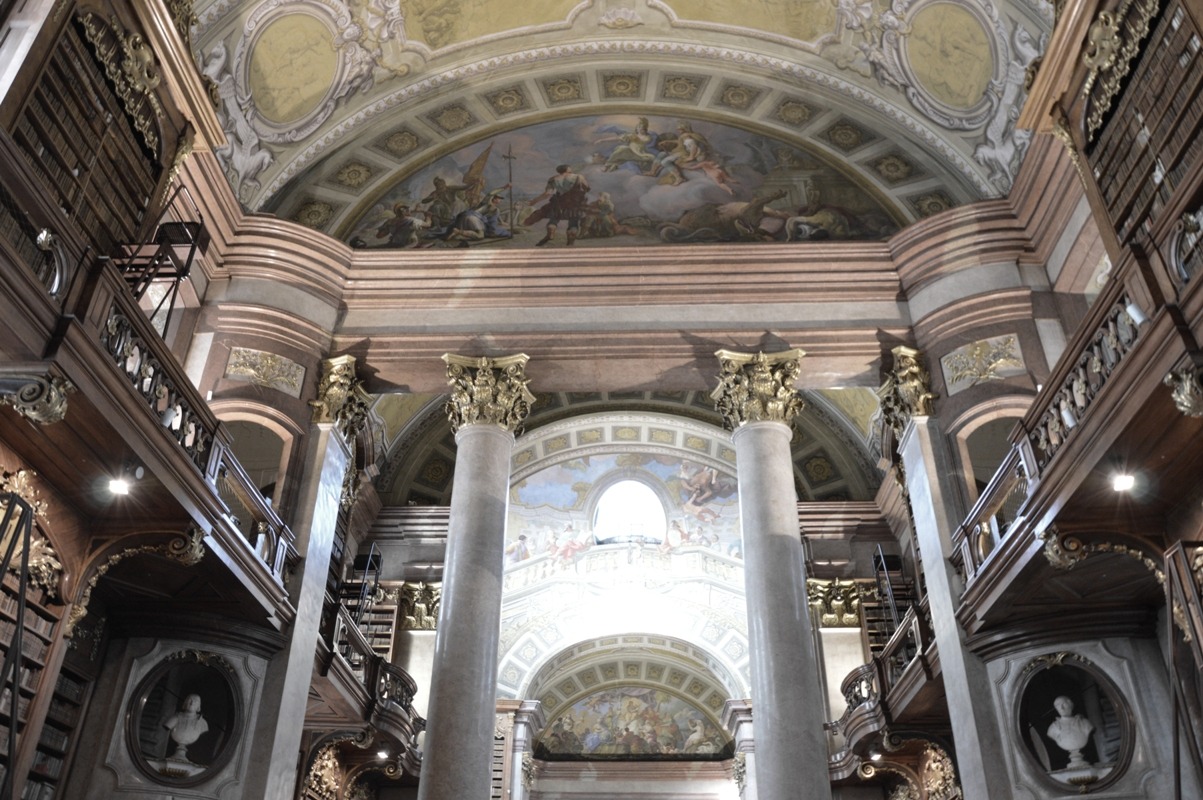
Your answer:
191;0;1054;246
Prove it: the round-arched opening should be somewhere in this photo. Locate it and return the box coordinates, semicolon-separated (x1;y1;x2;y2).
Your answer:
592;479;668;544
224;420;286;505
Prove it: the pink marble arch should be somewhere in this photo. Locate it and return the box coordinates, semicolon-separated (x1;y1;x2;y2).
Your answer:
346;114;899;250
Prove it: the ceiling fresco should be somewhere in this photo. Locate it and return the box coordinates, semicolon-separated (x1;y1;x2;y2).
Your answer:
191;0;1053;241
344;114;900;248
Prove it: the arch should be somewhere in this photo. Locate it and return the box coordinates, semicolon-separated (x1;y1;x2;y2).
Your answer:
209;401;305;510
945;395;1032;505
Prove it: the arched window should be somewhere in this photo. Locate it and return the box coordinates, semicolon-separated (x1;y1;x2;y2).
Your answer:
591;479;667;543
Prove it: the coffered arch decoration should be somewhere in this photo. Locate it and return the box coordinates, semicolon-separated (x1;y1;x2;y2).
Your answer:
191;0;1053;218
375;390;881;506
520;635;738;759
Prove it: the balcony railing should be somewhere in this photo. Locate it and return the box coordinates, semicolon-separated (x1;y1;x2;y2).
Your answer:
951;263;1150;586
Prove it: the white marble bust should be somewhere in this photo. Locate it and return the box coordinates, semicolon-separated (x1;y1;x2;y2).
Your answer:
1047;695;1094;770
164;694;210;761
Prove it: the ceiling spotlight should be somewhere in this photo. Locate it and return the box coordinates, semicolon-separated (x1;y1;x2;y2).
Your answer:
108;464;145;496
869;747;883;762
376;749;389;760
1112;474;1135;492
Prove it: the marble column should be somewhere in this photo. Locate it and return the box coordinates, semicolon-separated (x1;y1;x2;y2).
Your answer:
712;349;833;800
880;346;1011;799
247;356;363;799
417;354;534;800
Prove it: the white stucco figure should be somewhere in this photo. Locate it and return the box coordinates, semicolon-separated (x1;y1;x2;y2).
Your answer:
164;693;210;761
1047;695;1094;770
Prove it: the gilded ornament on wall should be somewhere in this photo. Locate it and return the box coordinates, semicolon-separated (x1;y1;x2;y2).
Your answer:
226;347;306;397
78;13;164;153
0;468;61;596
940;335;1025;395
711;349;806;430
442;353;535;434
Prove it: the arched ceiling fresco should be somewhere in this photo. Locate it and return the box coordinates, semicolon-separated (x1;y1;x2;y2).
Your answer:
191;0;1053;246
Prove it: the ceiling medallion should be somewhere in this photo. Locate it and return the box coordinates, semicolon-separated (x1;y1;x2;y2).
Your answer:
774;98;814;127
824;119;870;152
486;86;530;116
661;75;702;102
426;103;477;133
381;129;421;158
292;200;335;229
908;191;954;218
602;73;642;99
872;153;916;184
334;161;373;189
717;83;761;111
542;76;583;104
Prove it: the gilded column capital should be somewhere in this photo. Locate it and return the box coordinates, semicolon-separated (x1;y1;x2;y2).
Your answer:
710;349;806;430
442;353;534;434
877;345;937;440
310;355;371;439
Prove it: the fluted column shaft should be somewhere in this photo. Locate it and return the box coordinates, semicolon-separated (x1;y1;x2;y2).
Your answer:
418;353;533;800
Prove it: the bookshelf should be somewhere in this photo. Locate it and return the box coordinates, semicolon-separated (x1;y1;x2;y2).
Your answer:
0;573;59;799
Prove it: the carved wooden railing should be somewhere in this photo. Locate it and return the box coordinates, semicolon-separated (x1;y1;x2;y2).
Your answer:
1167;542;1203;670
876;600;932;694
951;443;1037;583
80;258;298;590
831;661;887;753
950;264;1150;585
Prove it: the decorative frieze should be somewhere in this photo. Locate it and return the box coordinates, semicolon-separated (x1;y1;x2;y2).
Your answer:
0;374;74;425
940;335;1024;395
225;347;305;397
442;353;535;434
711;349;806;430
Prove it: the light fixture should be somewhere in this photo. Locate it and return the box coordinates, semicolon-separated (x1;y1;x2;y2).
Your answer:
869;747;883;762
1112;473;1135;492
108;464;145;496
376;749;389;760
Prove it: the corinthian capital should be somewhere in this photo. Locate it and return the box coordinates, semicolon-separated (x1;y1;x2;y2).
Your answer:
310;355;370;438
711;349;806;430
442;353;535;434
877;345;936;440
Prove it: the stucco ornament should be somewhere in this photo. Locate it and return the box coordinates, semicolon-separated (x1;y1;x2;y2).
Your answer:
1164;365;1203;417
442;353;535;434
711;349;806;429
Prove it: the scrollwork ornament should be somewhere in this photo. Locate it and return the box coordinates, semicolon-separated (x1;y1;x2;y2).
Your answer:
442;353;535;434
0;374;75;425
711;349;806;430
1164;366;1203;417
78;13;164;153
304;743;343;800
494;712;515;740
65;527;206;636
1037;526;1085;570
920;743;963;800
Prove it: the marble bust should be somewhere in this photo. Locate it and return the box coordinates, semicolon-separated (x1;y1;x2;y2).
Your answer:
164;694;210;761
1047;695;1094;770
